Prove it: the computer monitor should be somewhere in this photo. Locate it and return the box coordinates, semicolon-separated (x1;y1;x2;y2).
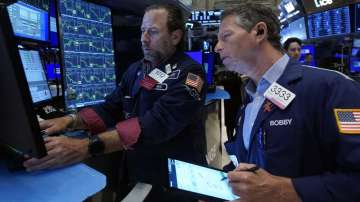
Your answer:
278;0;305;24
0;5;46;158
350;57;360;72
307;6;351;39
58;0;116;110
185;51;203;65
351;40;360;72
301;0;348;14
203;52;215;87
49;0;58;47
46;63;61;80
280;17;307;43
300;44;316;66
355;3;360;33
7;1;49;42
19;49;52;104
354;38;360;48
190;10;222;26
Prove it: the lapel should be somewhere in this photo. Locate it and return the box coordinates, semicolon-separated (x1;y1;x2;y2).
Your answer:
247;60;303;156
132;51;184;97
131;63;146;98
233;94;251;160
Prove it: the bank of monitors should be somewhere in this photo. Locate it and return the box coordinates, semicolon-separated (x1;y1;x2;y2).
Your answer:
58;0;116;109
307;6;350;38
7;1;49;42
0;6;46;158
280;17;307;43
19;49;52;104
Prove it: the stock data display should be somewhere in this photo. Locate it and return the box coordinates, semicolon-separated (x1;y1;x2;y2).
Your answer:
7;1;49;41
59;0;116;109
307;6;350;39
19;50;52;104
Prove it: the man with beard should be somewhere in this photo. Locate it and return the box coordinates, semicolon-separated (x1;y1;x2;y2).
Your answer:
24;4;207;201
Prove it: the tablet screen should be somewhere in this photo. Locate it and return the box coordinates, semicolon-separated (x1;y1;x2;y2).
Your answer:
168;158;239;201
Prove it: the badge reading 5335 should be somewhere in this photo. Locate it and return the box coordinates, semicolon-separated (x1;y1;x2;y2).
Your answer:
264;82;296;110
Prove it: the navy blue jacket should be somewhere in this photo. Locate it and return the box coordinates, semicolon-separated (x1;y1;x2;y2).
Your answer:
87;51;207;186
225;60;360;202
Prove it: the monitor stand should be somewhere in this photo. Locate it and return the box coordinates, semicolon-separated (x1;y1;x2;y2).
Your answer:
0;144;27;171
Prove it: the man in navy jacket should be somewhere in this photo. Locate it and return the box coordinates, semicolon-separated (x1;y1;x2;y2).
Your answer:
215;3;360;202
25;4;206;201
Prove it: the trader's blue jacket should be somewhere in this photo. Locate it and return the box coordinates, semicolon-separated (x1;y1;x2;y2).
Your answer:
80;51;207;186
225;60;360;202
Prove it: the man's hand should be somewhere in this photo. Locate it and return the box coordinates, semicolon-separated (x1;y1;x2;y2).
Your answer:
39;116;73;135
23;136;89;171
228;163;302;202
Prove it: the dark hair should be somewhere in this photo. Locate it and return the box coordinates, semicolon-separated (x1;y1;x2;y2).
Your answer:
283;37;302;51
221;3;282;51
145;4;185;50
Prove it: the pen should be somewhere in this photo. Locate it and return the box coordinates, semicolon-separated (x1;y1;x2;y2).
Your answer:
221;166;260;181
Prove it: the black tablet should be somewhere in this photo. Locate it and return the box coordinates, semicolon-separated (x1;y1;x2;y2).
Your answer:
167;158;239;201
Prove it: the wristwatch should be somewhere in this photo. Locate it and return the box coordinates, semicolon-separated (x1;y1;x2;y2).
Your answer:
88;135;105;157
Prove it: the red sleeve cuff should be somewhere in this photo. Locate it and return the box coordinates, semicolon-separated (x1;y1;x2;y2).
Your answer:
116;117;141;147
79;108;107;134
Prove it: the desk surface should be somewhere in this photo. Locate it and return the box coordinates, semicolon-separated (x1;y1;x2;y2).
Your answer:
0;162;106;202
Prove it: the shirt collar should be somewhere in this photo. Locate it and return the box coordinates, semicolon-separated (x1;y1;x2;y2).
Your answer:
262;54;289;84
245;54;289;99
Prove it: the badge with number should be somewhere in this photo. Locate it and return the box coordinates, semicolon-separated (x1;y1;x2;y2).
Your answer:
148;68;169;83
165;64;172;74
264;82;295;110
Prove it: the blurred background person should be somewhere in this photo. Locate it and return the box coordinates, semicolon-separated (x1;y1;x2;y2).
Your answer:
283;37;302;61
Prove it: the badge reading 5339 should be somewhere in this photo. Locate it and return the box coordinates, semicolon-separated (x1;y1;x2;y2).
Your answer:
264;82;296;110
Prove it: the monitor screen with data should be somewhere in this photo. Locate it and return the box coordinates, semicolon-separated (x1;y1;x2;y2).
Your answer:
7;1;49;42
59;0;116;109
19;49;52;104
307;6;350;38
168;158;239;201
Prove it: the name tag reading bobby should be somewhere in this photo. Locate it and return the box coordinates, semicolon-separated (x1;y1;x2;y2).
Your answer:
148;68;169;83
264;82;295;110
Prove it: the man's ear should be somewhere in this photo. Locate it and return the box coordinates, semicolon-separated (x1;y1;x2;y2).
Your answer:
252;22;267;42
170;29;183;46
